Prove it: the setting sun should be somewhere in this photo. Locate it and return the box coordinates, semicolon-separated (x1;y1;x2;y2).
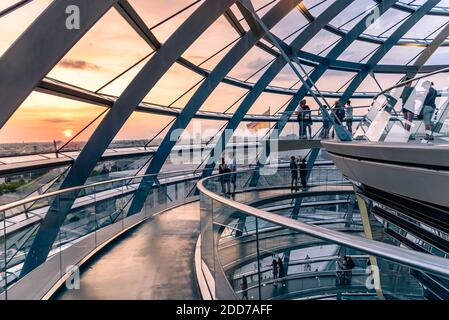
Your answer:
63;129;73;138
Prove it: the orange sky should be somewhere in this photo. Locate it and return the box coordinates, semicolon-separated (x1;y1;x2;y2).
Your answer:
1;0;447;143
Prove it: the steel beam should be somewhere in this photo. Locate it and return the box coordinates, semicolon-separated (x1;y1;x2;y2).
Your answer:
407;22;449;78
126;0;302;216
258;0;398;164
200;0;356;178
339;0;442;106
0;0;118;129
249;0;398;186
20;0;237;277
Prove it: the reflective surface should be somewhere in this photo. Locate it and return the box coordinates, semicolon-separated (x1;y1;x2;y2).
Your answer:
0;170;201;299
199;168;449;300
54;202;200;300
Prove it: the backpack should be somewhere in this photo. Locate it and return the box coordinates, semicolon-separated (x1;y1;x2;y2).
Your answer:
336;107;345;120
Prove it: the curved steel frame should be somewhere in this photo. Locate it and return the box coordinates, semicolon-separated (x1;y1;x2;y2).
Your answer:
1;0;449;277
339;0;442;106
126;0;302;215
19;0;238;277
201;0;356;178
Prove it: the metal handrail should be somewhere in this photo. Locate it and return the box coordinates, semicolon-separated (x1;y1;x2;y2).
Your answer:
374;66;449;100
0;169;202;213
0;166;333;214
197;173;449;279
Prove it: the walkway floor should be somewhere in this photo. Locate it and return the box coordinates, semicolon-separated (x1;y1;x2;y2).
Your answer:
53;202;200;300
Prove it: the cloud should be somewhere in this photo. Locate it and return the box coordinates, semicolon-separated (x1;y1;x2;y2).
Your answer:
59;59;101;70
42;118;72;124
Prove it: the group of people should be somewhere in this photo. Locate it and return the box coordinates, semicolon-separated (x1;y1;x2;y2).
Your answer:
290;156;308;191
297;80;438;142
336;255;355;286
218;155;237;196
402;80;437;141
268;257;286;287
296;99;354;140
240;256;286;300
325;100;354;139
240;254;359;298
296;99;313;139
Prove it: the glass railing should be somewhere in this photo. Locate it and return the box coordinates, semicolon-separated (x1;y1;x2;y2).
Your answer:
354;66;449;143
0;169;202;299
197;168;449;300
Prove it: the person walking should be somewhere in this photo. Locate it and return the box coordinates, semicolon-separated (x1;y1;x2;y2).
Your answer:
421;81;438;141
290;156;298;192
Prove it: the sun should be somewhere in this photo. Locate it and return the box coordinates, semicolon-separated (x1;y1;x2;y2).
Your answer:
63;129;73;138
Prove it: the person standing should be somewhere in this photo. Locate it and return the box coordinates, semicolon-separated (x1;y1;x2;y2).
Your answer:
332;100;345;139
218;157;230;194
344;256;355;285
297;102;306;139
277;257;286;286
301;100;313;139
269;259;279;286
241;276;248;300
228;153;237;197
299;158;308;188
401;85;415;132
321;111;330;139
345;100;353;134
421;81;438;141
290;156;298;192
304;254;312;272
336;256;346;286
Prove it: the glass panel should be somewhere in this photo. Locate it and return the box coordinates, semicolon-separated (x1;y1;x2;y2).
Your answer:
182;16;240;68
47;8;152;93
129;0;203;43
228;46;275;83
0;0;52;56
199;168;449;300
143;62;204;107
0;92;106;154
